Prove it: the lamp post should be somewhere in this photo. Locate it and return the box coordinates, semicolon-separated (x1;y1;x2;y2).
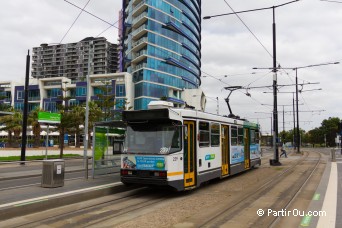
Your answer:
84;40;93;178
20;50;30;165
205;0;299;166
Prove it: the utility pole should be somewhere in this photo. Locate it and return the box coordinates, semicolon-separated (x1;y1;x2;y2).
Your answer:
295;68;300;153
84;41;93;178
20;50;30;165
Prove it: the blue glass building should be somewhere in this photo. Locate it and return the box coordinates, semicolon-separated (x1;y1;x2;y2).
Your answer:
120;0;202;110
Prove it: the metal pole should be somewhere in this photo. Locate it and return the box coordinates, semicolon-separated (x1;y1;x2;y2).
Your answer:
340;120;342;154
295;68;300;153
272;7;280;165
84;41;93;175
282;105;285;139
45;124;49;160
216;97;219;115
292;93;296;149
20;50;30;164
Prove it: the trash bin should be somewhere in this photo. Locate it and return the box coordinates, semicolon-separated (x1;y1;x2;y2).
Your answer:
41;159;65;188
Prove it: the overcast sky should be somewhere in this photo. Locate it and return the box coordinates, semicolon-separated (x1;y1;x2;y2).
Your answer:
0;0;341;134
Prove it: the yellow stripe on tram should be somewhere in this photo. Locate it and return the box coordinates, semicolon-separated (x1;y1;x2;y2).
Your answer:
167;171;183;176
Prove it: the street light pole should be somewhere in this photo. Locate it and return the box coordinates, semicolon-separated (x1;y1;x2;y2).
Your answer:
204;0;299;166
271;6;280;165
295;68;300;153
84;41;93;178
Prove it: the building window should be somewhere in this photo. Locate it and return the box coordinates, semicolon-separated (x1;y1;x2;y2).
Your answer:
116;84;126;97
76;87;86;96
17;91;23;100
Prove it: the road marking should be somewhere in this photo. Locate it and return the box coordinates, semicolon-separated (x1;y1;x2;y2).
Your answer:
0;182;121;209
300;215;312;227
312;193;320;201
317;162;337;227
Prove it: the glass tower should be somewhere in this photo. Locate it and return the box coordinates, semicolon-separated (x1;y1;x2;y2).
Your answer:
120;0;201;110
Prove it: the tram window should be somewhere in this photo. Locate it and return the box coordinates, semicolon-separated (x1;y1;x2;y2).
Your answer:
211;123;220;146
250;130;256;144
231;126;238;146
199;121;210;147
238;127;244;145
256;130;260;143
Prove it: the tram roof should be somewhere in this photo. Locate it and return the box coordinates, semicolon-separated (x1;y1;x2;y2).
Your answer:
171;108;258;127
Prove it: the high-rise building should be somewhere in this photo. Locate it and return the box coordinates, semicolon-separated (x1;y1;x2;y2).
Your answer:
120;0;202;110
32;37;119;80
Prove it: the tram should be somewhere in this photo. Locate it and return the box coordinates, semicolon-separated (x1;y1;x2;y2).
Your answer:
120;101;261;191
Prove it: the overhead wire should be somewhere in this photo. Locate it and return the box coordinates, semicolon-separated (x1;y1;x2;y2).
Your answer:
59;0;92;44
62;0;275;114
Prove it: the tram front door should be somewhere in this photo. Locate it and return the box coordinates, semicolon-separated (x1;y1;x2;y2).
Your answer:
244;128;250;169
184;121;196;188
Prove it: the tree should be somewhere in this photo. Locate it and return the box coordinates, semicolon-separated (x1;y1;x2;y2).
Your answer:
68;105;85;148
321;117;340;147
0;108;22;147
87;101;103;148
56;85;72;158
28;107;43;148
94;81;116;121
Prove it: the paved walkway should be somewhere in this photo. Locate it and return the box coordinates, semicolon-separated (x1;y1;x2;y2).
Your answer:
300;148;342;227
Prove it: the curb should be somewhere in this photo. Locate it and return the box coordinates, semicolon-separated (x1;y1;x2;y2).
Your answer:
0;182;133;221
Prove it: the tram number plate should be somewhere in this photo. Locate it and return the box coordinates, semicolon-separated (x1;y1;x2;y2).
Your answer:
186;178;193;183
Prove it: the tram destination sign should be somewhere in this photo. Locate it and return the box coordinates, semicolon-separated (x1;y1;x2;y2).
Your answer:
38;112;61;124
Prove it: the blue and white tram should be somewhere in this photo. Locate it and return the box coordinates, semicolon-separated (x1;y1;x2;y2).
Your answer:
120;101;261;191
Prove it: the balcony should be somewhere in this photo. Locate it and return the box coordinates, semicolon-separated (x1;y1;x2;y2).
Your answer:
132;0;148;17
132;12;148;28
131;37;148;53
131;62;147;72
132;0;143;6
132;24;147;40
132;50;147;64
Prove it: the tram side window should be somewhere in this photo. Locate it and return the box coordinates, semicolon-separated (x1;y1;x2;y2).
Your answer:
231;126;238;146
255;130;260;144
250;130;256;144
211;123;220;147
199;121;210;147
238;127;244;145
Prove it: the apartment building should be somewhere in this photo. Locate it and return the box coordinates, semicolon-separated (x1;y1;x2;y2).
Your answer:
119;0;202;110
31;37;119;80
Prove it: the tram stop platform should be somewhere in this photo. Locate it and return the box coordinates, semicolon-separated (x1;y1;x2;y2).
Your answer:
0;161;124;221
300;148;342;228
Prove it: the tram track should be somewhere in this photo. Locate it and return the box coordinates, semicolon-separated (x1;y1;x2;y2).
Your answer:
1;186;176;228
193;151;322;227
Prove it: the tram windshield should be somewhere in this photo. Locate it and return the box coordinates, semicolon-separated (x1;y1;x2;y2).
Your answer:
123;121;182;155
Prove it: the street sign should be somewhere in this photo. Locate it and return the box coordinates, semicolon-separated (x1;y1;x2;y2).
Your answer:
38;112;61;124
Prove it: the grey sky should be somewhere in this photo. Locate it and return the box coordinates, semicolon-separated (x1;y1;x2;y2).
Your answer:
0;0;341;135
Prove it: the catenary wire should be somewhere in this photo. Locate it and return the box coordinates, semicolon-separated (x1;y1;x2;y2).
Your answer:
60;0;92;44
62;0;272;112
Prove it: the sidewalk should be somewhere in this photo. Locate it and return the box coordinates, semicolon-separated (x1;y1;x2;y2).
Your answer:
0;147;92;157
